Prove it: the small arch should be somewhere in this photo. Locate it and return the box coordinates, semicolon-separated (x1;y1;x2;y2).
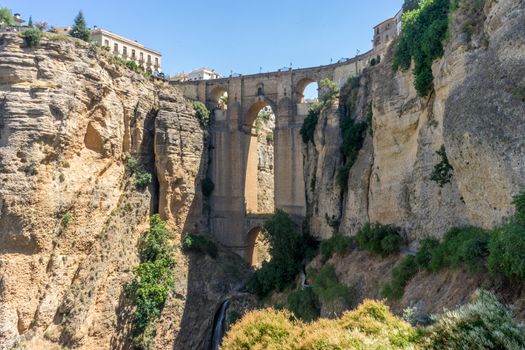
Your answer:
209;86;228;110
256;83;265;96
296;78;319;103
245;227;270;267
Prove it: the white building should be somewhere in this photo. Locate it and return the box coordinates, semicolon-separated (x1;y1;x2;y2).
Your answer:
90;28;162;73
187;67;221;81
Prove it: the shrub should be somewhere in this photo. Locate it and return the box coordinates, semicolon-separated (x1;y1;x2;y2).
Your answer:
318;78;339;108
201;177;215;197
287;288;320;322
126;215;175;349
381;255;419;300
61;212;72;227
192;101;210;128
428;226;490;272
355;223;403;256
21;28;43;48
512;191;525;223
393;0;452;96
309;264;356;317
415;237;440;268
135;171;152;190
247;210;313;297
139;214;172;262
182;233;218;258
424;290;525;349
337;117;367;189
69;11;90;41
126;156;139;174
320;234;353;263
487;222;525;281
300;102;321;144
430;145;454;187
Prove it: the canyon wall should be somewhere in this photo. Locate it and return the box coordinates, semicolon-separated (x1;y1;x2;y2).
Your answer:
304;0;525;243
0;33;210;349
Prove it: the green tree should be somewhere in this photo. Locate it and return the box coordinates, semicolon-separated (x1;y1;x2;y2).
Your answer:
28;16;33;27
69;11;90;41
0;8;14;28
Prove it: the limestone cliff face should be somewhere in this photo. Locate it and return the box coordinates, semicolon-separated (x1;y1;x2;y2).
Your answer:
304;0;525;242
0;33;207;349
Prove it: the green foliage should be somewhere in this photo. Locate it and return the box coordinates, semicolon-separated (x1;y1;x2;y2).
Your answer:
512;191;525;223
414;237;440;268
381;255;419;300
21;28;43;48
337;117;367;189
309;264;356;317
424;290;525;349
0;8;14;28
287;288;320;322
201;177;215;197
487;222;525;281
126;156;140;174
192;101;210;128
247;210;314;298
403;0;421;12
300;102;321;144
69;11;90;42
61;212;72;227
355;223;403;256
300;79;339;144
28;16;33;27
182;233;218;258
135;171;152;190
430;145;454;187
428;226;490;272
393;0;452;96
320;234;353;263
126;216;175;349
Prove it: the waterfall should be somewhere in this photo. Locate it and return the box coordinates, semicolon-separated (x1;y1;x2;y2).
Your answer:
210;299;230;350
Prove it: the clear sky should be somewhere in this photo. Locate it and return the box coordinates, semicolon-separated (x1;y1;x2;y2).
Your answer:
3;0;403;77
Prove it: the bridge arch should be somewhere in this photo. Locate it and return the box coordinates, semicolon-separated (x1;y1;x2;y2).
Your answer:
296;78;319;103
245;226;270;267
208;85;228;110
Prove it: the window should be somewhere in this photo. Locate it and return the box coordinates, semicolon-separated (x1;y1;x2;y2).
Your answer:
140;52;144;61
155;57;159;66
104;39;109;47
114;43;118;52
123;46;127;56
131;49;136;59
147;55;151;63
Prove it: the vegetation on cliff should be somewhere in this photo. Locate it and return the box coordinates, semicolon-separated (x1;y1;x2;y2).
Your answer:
393;0;452;96
126;215;176;349
223;291;525;350
300;79;339;144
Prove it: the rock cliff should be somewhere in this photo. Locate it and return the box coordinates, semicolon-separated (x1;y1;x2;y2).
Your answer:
304;0;525;242
0;33;230;350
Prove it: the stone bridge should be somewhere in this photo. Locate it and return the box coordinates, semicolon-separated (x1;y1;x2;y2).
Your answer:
174;51;375;264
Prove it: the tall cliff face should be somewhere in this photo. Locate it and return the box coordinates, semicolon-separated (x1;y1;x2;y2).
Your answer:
304;0;525;242
0;33;208;349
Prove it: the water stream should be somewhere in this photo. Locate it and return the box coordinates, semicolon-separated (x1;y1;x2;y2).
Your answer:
210;299;230;350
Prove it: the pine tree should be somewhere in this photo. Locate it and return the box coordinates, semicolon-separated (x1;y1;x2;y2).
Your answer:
69;11;90;41
28;16;33;27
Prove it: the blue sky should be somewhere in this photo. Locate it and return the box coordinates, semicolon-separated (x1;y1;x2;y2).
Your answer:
3;0;402;77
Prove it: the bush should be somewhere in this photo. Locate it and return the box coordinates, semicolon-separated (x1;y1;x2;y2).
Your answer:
182;233;218;258
428;226;490;272
337;117;367;189
424;290;525;349
415;237;440;268
222;300;417;350
355;223;403;256
126;215;175;349
381;255;419;300
430;145;454;187
309;264;356;317
192;101;210;128
487;222;525;281
135;171;152;190
201;177;215;197
21;28;43;48
247;210;314;297
61;212;72;227
393;0;452;96
300;102;321;144
126;156;139;174
287;288;320;322
320;234;353;263
512;191;525;223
